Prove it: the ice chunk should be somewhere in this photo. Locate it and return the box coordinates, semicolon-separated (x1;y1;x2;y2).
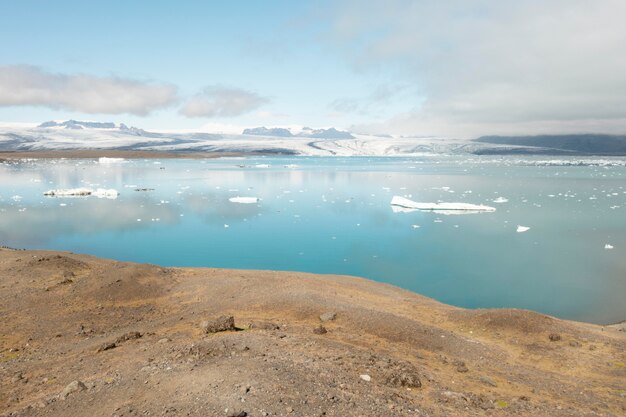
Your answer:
92;188;119;199
493;197;509;203
516;225;530;233
229;197;259;204
44;188;118;199
391;196;495;212
98;157;125;163
44;188;94;197
604;244;614;249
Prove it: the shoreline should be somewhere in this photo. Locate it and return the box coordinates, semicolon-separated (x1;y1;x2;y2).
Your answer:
0;150;259;160
1;247;624;416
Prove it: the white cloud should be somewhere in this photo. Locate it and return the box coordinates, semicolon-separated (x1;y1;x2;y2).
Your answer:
180;86;268;118
0;65;178;115
326;0;626;136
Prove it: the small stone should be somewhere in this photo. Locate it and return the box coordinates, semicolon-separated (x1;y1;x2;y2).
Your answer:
61;380;86;399
157;338;170;344
319;312;337;322
227;411;247;417
548;333;561;342
97;342;116;352
313;325;327;335
201;315;236;334
479;376;497;387
455;362;469;373
249;321;280;330
360;374;371;382
385;369;422;388
115;331;142;343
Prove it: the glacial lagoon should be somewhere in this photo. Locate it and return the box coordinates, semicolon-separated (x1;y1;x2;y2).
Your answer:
1;156;624;324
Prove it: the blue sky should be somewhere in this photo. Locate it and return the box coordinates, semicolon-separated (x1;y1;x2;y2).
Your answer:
2;1;626;137
0;1;412;132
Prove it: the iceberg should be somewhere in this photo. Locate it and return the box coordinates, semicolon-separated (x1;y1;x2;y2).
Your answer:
98;157;125;163
43;188;118;199
516;225;530;233
390;196;496;212
493;197;509;203
229;196;259;204
92;188;119;199
604;244;614;249
44;188;94;197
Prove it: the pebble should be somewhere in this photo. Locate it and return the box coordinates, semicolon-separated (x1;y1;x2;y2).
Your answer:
313;325;328;335
61;380;87;399
360;374;371;382
319;312;337;322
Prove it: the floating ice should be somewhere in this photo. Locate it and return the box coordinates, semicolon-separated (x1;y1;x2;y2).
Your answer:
516;225;530;233
391;196;496;212
44;188;93;197
493;197;509;203
92;189;119;199
98;157;125;163
604;244;614;249
255;164;270;168
229;196;259;204
44;188;118;199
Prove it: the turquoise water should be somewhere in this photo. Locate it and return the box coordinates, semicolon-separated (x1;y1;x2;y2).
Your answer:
1;156;625;324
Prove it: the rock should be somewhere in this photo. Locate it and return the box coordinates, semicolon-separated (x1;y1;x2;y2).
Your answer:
115;331;142;343
249;321;280;330
227;411;247;417
157;338;170;344
61;380;86;399
360;374;371;382
385;368;422;388
201;315;236;333
455;361;469;373
319;312;337;322
479;376;498;387
548;333;561;342
313;325;327;335
11;372;25;383
97;342;116;352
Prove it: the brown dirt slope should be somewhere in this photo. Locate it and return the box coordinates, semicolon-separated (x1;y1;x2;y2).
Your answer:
0;248;624;417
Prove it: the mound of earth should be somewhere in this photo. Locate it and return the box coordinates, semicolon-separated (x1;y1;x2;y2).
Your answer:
0;248;624;416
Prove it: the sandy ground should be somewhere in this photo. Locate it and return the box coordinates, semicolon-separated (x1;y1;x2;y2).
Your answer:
0;151;252;160
0;248;624;417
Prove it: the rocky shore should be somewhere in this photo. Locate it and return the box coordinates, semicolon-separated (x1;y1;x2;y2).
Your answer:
0;248;624;416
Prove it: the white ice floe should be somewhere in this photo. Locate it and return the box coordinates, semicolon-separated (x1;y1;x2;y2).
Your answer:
516;225;530;233
44;188;93;197
98;157;125;163
390;196;496;212
92;188;119;199
43;187;118;199
604;244;614;249
493;197;509;203
229;196;259;204
255;164;270;168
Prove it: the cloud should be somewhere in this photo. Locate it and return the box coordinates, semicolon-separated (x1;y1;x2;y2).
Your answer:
180;86;268;118
330;83;411;115
325;0;626;136
0;65;178;115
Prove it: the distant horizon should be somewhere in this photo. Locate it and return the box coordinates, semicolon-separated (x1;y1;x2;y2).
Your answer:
3;118;626;141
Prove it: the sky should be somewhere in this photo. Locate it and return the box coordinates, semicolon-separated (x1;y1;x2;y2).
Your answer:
1;0;626;138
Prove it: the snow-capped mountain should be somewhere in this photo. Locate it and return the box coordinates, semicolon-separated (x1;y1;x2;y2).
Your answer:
5;120;616;156
0;120;485;155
